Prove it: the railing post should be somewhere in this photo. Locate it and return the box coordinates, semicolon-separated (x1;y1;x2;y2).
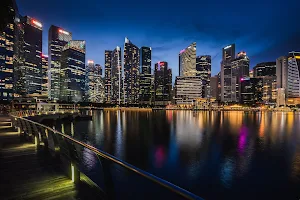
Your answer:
98;156;115;200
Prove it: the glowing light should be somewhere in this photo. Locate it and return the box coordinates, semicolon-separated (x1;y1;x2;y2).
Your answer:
295;56;300;59
35;136;38;146
71;164;75;182
59;29;70;35
180;49;186;54
32;20;42;27
42;54;48;58
224;45;231;50
87;60;94;64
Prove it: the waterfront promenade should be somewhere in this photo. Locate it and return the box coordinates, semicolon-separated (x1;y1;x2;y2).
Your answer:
0;115;104;200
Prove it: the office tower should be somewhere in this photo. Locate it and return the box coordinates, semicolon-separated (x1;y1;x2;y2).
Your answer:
286;52;300;97
221;44;235;102
217;72;221;100
123;37;140;104
196;55;211;97
48;25;72;101
60;40;86;102
230;51;250;102
111;46;122;104
140;46;153;105
104;50;112;103
276;52;300;98
240;77;263;105
86;60;104;103
154;61;172;105
254;62;277;104
41;54;48;98
0;0;17;101
253;62;276;77
175;76;202;105
179;42;196;76
210;76;218;99
21;16;42;97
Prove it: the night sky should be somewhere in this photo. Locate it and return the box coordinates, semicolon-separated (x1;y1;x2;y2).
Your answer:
17;0;300;79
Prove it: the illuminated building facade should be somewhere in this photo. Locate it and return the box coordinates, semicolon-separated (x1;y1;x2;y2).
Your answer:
287;52;300;97
104;50;112;103
254;62;277;103
140;46;153;104
175;76;202;105
154;61;172;105
21;16;42;97
179;42;196;77
123;37;140;104
86;60;104;103
111;46;122;104
60;40;86;102
48;25;72;101
196;55;211;97
276;52;300;98
240;77;263;105
221;44;235;102
230;51;249;102
0;1;17;101
41;54;48;98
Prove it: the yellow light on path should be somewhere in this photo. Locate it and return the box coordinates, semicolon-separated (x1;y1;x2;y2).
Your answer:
71;164;75;183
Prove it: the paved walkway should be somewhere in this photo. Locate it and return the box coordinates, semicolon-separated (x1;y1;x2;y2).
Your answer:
0;115;104;200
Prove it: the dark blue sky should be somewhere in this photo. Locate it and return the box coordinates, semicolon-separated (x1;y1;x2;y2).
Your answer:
17;0;300;78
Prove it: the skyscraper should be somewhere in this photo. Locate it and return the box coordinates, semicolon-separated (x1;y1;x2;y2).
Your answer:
230;51;249;102
254;62;277;104
240;77;263;105
111;46;122;104
179;42;196;77
86;60;104;103
287;52;300;98
154;61;172;105
48;25;72;101
196;55;211;97
221;44;236;102
276;53;300;98
210;76;218;99
253;62;276;77
21;16;42;97
60;40;86;102
0;1;17;101
140;46;153;104
123;37;140;104
41;54;48;98
104;50;112;103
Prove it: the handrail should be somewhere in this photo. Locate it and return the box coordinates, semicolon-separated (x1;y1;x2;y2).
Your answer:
11;113;203;200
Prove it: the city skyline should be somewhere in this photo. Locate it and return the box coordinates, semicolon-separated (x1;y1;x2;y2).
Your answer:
16;0;300;80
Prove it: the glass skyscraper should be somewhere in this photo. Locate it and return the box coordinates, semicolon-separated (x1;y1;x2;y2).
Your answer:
179;42;196;77
196;55;211;98
86;60;104;103
123;37;140;104
140;46;153;104
41;54;48;98
111;46;122;104
21;16;42;97
0;0;17;101
48;25;72;101
60;40;86;102
104;50;112;103
154;61;172;105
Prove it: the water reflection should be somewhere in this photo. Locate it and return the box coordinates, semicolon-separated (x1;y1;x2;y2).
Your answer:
57;111;300;200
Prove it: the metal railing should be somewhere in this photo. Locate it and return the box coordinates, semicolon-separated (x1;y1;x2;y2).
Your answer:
11;114;203;200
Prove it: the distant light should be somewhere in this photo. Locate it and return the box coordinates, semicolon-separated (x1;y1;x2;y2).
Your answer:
42;54;48;58
295;56;300;59
88;60;94;64
59;29;70;35
71;164;75;182
224;45;231;50
32;19;42;28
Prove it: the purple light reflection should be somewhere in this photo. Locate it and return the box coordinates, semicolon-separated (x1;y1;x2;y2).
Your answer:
238;126;248;154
